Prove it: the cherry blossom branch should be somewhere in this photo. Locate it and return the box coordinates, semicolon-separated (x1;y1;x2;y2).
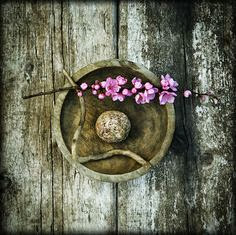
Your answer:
22;71;218;105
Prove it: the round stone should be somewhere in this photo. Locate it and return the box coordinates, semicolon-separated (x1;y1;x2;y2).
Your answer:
95;111;131;143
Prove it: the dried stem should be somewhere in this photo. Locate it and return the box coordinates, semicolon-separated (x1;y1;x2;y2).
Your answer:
76;149;150;166
192;91;219;100
63;69;77;87
22;85;78;99
22;69;78;99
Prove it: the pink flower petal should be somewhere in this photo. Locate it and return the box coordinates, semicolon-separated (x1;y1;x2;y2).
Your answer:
132;77;143;89
144;82;153;90
122;89;129;96
105;91;111;96
92;90;97;95
134;81;142;89
76;90;83;97
80;82;88;90
100;81;106;88
98;93;105;100
111;93;125;102
147;88;155;94
159;91;176;105
105;77;121;94
116;75;127;85
135;94;140;104
131;88;137;94
153;87;159;93
122;89;132;96
183;90;192;98
167;95;175;103
94;84;100;90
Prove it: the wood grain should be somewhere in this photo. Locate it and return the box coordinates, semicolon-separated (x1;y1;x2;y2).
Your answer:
118;1;235;234
0;1;117;234
0;2;58;233
118;1;189;233
59;1;117;234
0;0;235;234
184;2;235;233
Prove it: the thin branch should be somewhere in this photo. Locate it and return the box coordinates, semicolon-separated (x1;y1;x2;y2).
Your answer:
22;85;78;99
77;149;150;166
63;69;77;86
22;69;78;99
192;91;219;100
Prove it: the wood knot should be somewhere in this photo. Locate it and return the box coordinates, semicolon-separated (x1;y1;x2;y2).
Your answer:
201;152;214;166
0;174;12;192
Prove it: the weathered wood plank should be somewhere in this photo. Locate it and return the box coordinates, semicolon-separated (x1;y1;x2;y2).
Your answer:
0;1;117;234
184;1;235;233
0;2;55;233
1;1;235;234
118;1;235;234
118;1;189;233
59;1;117;233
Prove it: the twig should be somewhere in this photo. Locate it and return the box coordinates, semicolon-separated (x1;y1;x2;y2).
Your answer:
76;149;150;166
192;91;219;100
22;85;78;99
63;69;77;87
71;97;86;160
22;69;79;99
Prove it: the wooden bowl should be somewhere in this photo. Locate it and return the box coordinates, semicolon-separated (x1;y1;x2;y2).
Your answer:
53;59;175;182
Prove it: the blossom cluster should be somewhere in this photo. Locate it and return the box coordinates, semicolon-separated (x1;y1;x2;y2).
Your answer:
76;74;192;105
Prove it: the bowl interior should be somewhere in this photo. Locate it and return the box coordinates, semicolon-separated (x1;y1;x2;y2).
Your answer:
60;66;168;175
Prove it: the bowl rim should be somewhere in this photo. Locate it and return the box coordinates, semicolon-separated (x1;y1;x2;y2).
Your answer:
53;59;175;182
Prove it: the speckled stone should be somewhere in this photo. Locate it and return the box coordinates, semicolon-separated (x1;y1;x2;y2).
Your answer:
95;111;131;143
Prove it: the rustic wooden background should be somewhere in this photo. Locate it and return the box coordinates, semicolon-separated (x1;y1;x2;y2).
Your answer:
0;1;235;234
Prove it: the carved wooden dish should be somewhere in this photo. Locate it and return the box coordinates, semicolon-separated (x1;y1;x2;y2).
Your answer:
53;59;175;182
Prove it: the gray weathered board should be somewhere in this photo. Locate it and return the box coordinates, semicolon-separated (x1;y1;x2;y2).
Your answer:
0;1;235;234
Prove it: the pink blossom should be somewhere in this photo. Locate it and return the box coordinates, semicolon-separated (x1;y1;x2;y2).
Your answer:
122;89;129;96
94;84;100;90
80;82;88;90
76;90;83;97
135;92;146;104
159;91;177;105
183;90;192;98
122;89;132;96
116;75;127;85
144;90;156;103
160;76;170;90
147;87;158;95
92;90;97;95
169;79;178;91
112;93;125;102
105;77;121;95
161;74;178;91
105;91;111;96
100;81;106;88
98;93;105;100
144;82;153;90
131;87;137;94
132;77;143;89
